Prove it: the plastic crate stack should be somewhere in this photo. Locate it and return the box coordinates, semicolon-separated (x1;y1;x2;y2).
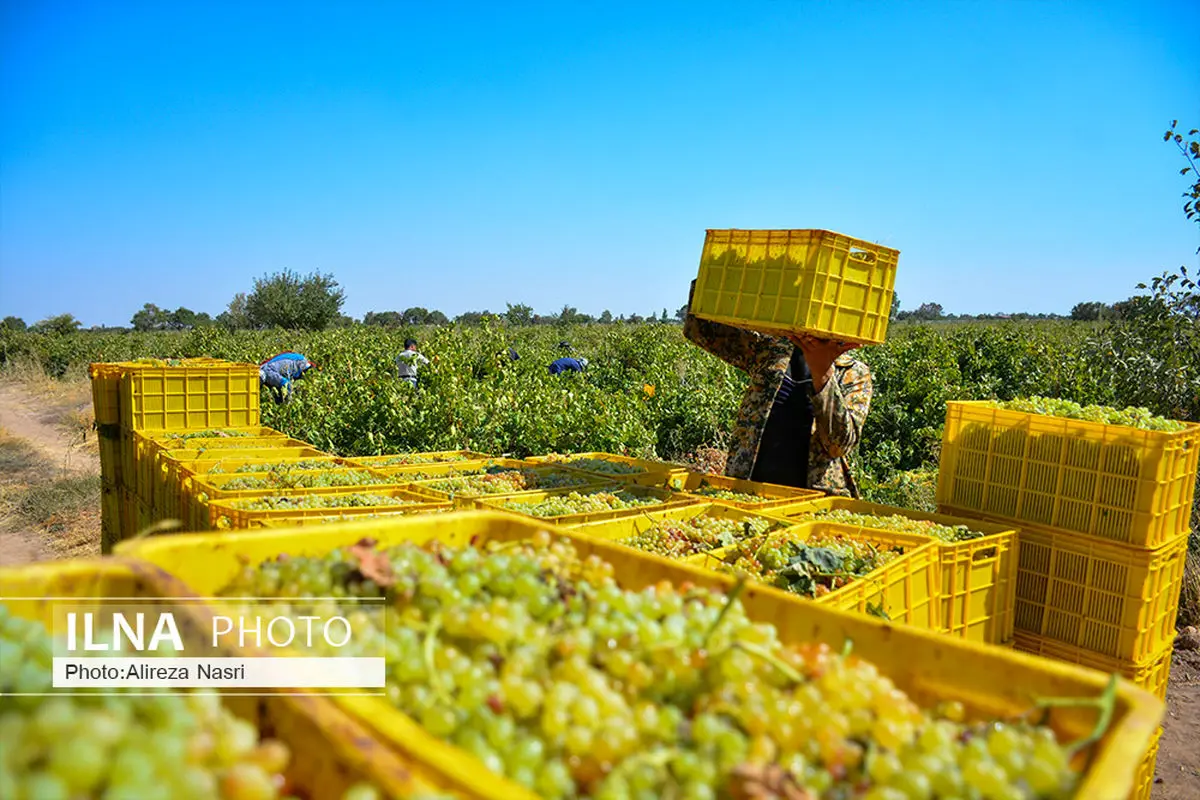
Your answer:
935;400;1199;799
90;358;262;551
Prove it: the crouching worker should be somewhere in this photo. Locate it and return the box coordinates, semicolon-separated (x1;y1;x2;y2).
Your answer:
259;352;315;404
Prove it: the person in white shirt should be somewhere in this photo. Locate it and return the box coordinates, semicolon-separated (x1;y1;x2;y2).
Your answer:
395;338;431;388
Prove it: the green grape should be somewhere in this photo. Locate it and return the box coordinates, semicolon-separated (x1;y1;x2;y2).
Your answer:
718;530;903;598
163;429;254;445
621;514;781;558
539;455;647;474
361;453;473;466
691;486;773;504
987;397;1186;431
798;509;987;543
501;489;667;518
222;459;337;474
424;468;592;497
217;534;1082;800
218;469;390;491
233;493;419;511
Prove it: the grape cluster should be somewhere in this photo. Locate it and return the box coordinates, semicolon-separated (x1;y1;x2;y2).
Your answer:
362;454;472;466
501;489;667;518
719;531;902;598
987;397;1186;432
690;486;773;504
622;515;781;558
425;469;592;497
164;429;254;445
217;470;391;491
0;604;298;800
234;493;419;511
219;536;1082;799
799;509;987;543
541;456;647;475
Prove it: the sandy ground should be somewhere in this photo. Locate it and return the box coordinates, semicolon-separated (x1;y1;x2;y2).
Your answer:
0;377;1196;797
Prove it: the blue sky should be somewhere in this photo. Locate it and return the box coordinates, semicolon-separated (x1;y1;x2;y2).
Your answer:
2;1;1198;327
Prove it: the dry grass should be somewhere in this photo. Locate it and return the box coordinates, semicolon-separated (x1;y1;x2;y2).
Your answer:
0;429;100;561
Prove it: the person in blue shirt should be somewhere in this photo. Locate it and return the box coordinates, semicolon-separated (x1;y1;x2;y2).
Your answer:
259;353;315;404
549;356;588;374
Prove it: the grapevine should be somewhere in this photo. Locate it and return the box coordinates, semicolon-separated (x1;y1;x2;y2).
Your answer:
217;536;1083;799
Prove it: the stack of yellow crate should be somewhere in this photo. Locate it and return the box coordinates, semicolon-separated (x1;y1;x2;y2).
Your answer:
935;400;1199;799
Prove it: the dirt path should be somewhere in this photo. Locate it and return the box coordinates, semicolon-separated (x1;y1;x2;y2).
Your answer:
1155;650;1200;798
0;381;98;475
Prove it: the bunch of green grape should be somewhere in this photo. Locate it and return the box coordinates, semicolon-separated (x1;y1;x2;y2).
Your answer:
622;515;781;558
0;605;296;800
233;493;419;511
217;470;391;491
362;454;473;466
425;469;592;497
721;531;902;597
163;429;254;445
690;485;773;504
211;459;337;475
219;535;1082;800
987;397;1187;432
540;456;646;475
501;489;666;518
799;509;987;543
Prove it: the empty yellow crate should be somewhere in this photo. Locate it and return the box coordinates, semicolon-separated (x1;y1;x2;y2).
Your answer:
937;401;1200;548
120;361;262;431
692;229;900;345
564;502;795;556
472;483;699;525
691;521;941;630
525;452;691;487
346;450;494;467
209;487;452;529
671;472;825;509
769;497;1019;644
1012;631;1173;701
0;559;453;799
1009;522;1189;662
115;511;1163;800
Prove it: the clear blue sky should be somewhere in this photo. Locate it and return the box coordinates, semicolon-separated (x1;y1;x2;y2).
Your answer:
2;1;1198;327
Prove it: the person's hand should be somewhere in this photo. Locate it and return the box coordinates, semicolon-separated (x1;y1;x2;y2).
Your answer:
789;334;860;392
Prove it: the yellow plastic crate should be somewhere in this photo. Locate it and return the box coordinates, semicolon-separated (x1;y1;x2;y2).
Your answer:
472;483;700;525
209;486;452;529
525;451;691;487
97;424;124;488
770;497;1019;644
1008;522;1189;662
671;472;825;509
0;559;452;799
1012;631;1174;702
88;362;124;426
100;484;121;553
345;450;494;468
692;228;900;345
364;457;535;479
184;467;409;532
564;502;795;556
115;511;1163;800
937;401;1200;548
121;361;261;431
409;467;610;504
154;446;326;522
144;425;288;443
691;521;941;630
255;507;457;527
1129;727;1161;800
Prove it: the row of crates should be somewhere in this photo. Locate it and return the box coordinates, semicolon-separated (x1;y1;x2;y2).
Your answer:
934;400;1199;797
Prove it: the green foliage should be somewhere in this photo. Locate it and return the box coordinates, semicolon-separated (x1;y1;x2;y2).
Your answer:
1;316;26;331
31;314;82;336
1165;120;1200;240
131;303;210;331
244;270;345;330
1069;302;1106;322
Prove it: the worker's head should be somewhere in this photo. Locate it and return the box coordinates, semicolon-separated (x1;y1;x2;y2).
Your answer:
404;338;418;351
578;357;589;369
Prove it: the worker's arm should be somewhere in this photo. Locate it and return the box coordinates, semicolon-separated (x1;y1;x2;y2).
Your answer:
682;280;763;373
810;357;872;458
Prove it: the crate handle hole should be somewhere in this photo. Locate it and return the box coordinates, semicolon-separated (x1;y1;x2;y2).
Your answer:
849;248;877;263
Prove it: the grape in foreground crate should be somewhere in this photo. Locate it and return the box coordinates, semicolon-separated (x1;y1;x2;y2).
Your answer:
116;511;1163;800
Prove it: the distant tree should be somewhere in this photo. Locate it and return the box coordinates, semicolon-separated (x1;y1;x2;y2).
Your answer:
402;307;431;325
364;311;404;327
169;307;199;330
427;310;450;326
218;293;252;329
675;304;688;321
599;310;614;324
1;316;27;331
505;303;534;326
912;302;944;321
131;303;168;331
660;309;669;323
627;313;644;324
32;313;82;335
331;314;356;328
455;311;494;326
245;270;345;330
1070;302;1107;321
890;294;900;321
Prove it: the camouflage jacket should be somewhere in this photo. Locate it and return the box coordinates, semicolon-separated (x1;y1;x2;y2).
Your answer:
683;309;873;497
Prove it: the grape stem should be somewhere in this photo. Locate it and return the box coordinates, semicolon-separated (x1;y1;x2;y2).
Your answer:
1034;674;1118;757
424;613;449;703
703;575;747;648
731;640;804;684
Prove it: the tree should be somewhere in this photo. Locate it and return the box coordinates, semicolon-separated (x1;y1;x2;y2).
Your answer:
132;303;168;331
32;314;82;335
218;293;252;329
599;310;614;324
454;311;494;326
427;310;449;326
1;316;26;331
364;311;404;327
1165;120;1200;251
402;307;431;325
911;302;944;321
661;308;669;323
675;304;688;321
244;270;345;330
170;307;199;330
1070;302;1106;321
890;294;900;321
505;303;534;326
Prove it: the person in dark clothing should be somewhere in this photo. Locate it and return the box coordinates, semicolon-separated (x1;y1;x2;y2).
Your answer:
750;347;814;488
548;356;588;375
259;353;315;404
